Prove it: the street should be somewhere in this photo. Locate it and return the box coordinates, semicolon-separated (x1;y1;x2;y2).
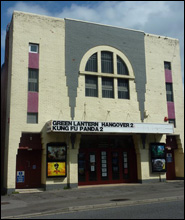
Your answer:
3;199;184;219
1;181;184;219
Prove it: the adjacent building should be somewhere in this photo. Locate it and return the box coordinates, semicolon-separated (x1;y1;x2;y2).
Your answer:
1;11;184;194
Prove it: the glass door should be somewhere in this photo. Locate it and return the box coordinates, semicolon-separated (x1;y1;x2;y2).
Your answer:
112;151;120;180
89;152;97;181
78;152;86;182
101;151;108;180
78;137;138;185
123;151;129;179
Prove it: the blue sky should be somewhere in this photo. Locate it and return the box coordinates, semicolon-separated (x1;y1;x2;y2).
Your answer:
1;1;184;84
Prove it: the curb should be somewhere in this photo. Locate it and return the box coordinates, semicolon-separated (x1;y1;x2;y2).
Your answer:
15;188;44;194
68;196;184;211
1;195;184;219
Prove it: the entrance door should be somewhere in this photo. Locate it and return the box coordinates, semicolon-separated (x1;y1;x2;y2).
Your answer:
165;136;177;180
16;149;41;189
78;149;99;185
78;147;137;186
166;149;176;180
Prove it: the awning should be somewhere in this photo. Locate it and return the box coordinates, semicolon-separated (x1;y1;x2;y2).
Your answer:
46;120;174;134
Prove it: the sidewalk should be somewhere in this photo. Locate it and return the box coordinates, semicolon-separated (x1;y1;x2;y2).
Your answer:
1;180;184;219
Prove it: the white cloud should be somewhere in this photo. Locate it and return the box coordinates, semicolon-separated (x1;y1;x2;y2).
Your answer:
7;1;52;17
56;1;171;30
56;3;100;22
6;1;184;38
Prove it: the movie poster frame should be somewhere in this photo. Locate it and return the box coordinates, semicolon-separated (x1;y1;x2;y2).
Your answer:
150;143;166;173
46;142;67;178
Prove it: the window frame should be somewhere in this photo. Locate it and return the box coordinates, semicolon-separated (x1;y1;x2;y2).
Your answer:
29;43;39;53
27;113;38;124
102;77;114;98
80;46;134;99
164;61;171;70
101;51;114;74
117;55;129;75
85;75;98;97
118;78;129;99
85;53;97;72
166;83;174;102
28;68;39;92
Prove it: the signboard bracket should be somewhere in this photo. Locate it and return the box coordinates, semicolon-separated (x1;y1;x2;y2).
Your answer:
141;134;147;149
71;133;76;149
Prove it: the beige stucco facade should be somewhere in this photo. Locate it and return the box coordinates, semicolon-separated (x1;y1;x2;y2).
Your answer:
2;11;184;194
144;34;184;178
4;12;70;191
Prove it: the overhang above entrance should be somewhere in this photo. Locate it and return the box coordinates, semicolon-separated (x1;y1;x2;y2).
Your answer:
47;120;174;134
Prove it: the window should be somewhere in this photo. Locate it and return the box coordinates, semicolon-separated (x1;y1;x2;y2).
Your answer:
85;75;98;97
85;53;97;72
81;46;134;99
118;79;129;99
27;113;38;124
168;119;176;128
101;51;113;73
102;77;114;98
166;83;173;102
29;43;39;53
28;69;38;92
164;61;171;70
117;56;128;75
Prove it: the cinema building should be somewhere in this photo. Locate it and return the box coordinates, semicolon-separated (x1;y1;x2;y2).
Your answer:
1;11;184;194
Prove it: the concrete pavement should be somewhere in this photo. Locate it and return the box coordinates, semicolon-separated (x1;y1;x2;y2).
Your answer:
1;180;184;219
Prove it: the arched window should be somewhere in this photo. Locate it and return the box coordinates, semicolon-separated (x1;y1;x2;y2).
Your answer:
80;46;134;99
117;55;128;75
85;53;97;72
101;51;113;73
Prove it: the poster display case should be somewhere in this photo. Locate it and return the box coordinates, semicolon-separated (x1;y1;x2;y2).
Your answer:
47;143;67;177
150;143;166;173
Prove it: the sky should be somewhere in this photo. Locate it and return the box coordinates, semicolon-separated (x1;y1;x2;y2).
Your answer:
1;1;184;84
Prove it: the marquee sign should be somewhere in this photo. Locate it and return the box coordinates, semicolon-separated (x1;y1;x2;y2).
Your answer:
47;120;174;134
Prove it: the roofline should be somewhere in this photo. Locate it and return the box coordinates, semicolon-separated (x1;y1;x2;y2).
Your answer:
12;11;179;41
13;10;64;21
145;32;179;41
64;18;145;34
64;18;179;40
13;11;143;33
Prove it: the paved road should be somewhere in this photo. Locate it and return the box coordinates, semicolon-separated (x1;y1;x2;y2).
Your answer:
2;199;184;219
1;181;184;219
